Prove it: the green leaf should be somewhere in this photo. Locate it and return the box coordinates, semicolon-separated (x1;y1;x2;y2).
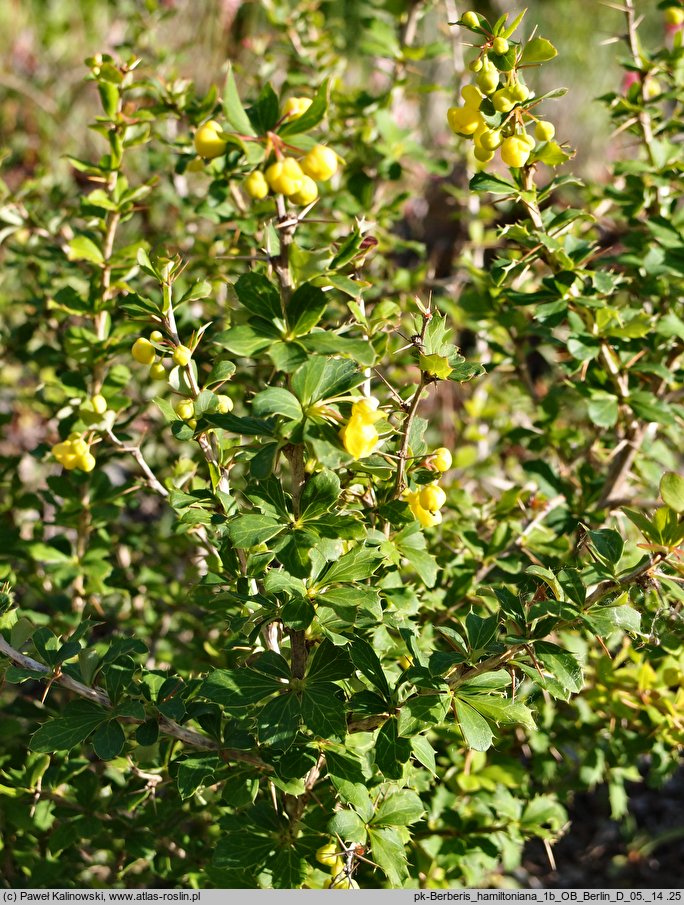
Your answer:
325;750;368;787
328;809;367;843
372;790;424;827
252;388;302;422
299;470;340;521
521;36;558;64
291;356;363;407
91;720;125;760
286;283;327;337
246;82;280;134
534;641;583;694
469;172;517;195
323;546;383;584
66;235;104;265
300;684;346;740
201;668;281;708
214;324;275;357
227;514;285;548
257;693;301;749
214;831;274;870
622;508;659;543
588;392;619;429
300;332;376;367
203;411;275;437
367;826;409;886
279;79;329;136
397;694;450;736
349;638;391;700
176;755;219;800
453;698;493;751
375;717;411;779
281;597;315;630
250;442;279;480
222;64;257;137
411;735;437;774
587;528;623;567
660;472;684;513
465;612;499;652
271;848;308;890
204;359;237;388
234;273;282;322
630;391;676;426
584;603;641;636
460;695;536;731
30;701;108;753
307;640;353;683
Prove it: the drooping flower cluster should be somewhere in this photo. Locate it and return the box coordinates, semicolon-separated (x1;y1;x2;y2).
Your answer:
404;447;452;528
448;10;560;170
192;97;339;208
51;433;96;473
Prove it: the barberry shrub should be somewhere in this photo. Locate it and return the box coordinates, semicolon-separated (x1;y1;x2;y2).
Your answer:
1;0;683;889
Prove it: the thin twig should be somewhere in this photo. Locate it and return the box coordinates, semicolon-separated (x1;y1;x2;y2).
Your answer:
0;633;270;769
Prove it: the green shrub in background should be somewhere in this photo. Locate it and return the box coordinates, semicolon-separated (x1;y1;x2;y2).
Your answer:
1;0;683;890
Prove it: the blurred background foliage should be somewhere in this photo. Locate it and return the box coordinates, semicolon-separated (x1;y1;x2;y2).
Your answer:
0;0;663;188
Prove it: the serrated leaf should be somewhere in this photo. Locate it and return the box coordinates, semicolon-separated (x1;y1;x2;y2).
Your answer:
257;693;301;749
349;638;391;700
367;826;409;886
176;755;219;800
234;272;282;322
300;684;346;740
328;809;367;843
307;640;353;683
534;641;583;694
299;470;340;521
226;514;285;548
588;528;624;567
453;698;493;751
322;546;383;584
375;717;411;779
30;701;108;753
372;790;424;827
201;668;281;708
252;388;302;422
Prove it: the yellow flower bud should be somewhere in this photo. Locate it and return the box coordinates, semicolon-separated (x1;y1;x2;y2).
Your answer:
132;337;156;365
282;97;313;119
300;145;338;182
193;120;227;159
432;448;452;472
419;483;447;513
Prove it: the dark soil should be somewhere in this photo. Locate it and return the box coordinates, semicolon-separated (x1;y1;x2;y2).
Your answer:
521;764;684;888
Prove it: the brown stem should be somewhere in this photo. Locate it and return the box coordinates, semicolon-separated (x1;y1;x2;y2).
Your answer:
394;373;428;497
106;428;169;497
0;634;270;769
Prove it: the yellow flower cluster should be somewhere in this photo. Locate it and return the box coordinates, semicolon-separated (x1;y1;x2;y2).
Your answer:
404;447;452;527
340;397;383;459
447;15;557;170
51;433;96;473
406;482;447;528
245;145;338;206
